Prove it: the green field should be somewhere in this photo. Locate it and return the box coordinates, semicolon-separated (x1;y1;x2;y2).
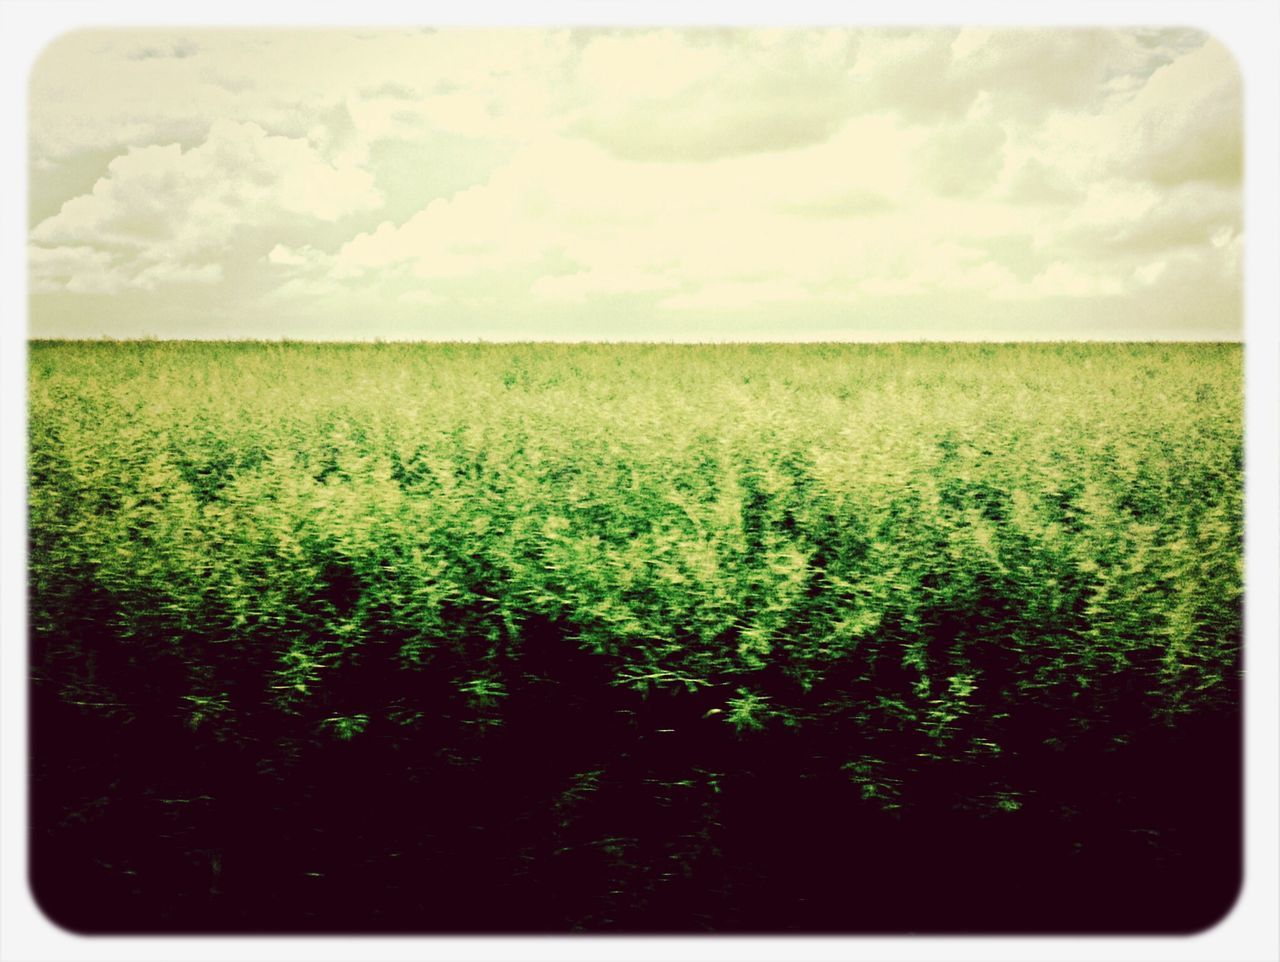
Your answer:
28;341;1243;932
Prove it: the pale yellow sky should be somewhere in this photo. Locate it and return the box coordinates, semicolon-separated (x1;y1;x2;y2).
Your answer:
27;27;1242;341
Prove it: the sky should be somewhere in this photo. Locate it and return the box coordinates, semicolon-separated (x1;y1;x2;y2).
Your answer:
26;27;1243;341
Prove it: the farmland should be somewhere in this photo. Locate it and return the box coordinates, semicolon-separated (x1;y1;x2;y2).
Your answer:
27;340;1242;932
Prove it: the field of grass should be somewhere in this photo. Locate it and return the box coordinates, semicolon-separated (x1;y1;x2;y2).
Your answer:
27;340;1243;932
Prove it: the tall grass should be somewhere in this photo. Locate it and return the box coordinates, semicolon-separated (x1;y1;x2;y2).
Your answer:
28;341;1242;932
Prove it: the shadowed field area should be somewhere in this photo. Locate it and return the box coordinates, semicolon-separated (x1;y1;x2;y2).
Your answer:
28;341;1242;933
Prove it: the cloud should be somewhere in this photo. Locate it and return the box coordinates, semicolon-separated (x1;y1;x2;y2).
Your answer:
332;109;926;294
916;119;1008;197
29;244;123;295
576;101;845;164
1098;230;1242;333
30;120;382;293
1045;179;1240;260
658;279;813;311
1113;37;1242;186
29;30;570;166
26;28;1243;340
857;28;1201;125
570;29;860;161
399;288;446;306
949;30;1134;116
1004;157;1081;205
335;175;557;282
1028;34;1241;191
782;188;895;218
261;244;353;301
321;117;1102;315
1100;183;1240;254
29;243;224;295
360;81;418;100
850;31;970;120
130;261;223;290
127;40;200;61
264;243;336;271
850;239;1021;300
531;268;679;303
36;120;381;246
993;261;1125;301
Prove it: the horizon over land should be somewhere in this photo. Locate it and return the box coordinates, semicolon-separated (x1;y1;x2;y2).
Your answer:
23;336;1247;344
23;25;1250;938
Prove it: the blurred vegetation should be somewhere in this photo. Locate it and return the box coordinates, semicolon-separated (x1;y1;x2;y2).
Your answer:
28;340;1242;932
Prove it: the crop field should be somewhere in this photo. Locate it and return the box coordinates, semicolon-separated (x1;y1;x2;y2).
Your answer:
27;340;1242;933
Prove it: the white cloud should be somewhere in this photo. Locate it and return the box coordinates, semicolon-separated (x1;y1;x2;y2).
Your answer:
131;261;223;290
319;106;1164;314
266;244;309;267
30;120;381;293
333;116;926;303
994;261;1125;301
849;240;1022;300
270;276;344;300
1032;34;1241;189
858;27;1201;124
1132;260;1168;288
335;174;554;281
1112;37;1242;186
570;29;860;161
29;243;225;295
531;268;679;303
916;119;1008;197
576;30;726;102
658;280;812;312
399;288;446;306
1042;179;1239;259
1003;157;1081;205
26;28;1242;340
266;243;331;269
948;30;1134;115
29;244;122;295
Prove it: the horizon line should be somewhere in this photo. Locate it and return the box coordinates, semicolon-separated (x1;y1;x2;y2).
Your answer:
25;337;1245;346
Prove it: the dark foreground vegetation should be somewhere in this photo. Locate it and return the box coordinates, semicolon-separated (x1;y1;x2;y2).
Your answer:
28;341;1242;932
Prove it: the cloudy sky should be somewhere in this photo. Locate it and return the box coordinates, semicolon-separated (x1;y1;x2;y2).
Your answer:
27;27;1242;341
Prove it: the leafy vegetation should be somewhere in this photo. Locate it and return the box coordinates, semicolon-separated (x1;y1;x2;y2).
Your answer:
28;340;1242;932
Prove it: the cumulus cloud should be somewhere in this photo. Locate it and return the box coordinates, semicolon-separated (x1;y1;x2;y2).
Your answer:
850;31;970;120
856;28;1203;125
29;244;125;295
332;112;925;300
29;242;224;296
531;268;679;303
261;243;355;301
916;119;1008;197
1004;157;1081;205
1100;183;1240;254
266;243;332;269
1043;179;1240;261
1112;38;1242;186
30;29;571;167
27;28;1242;340
335;175;557;282
993;261;1125;301
331;133;856;304
30;120;381;293
321;66;1237;321
949;30;1133;116
781;188;895;218
658;279;813;311
127;39;201;61
570;29;860;161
